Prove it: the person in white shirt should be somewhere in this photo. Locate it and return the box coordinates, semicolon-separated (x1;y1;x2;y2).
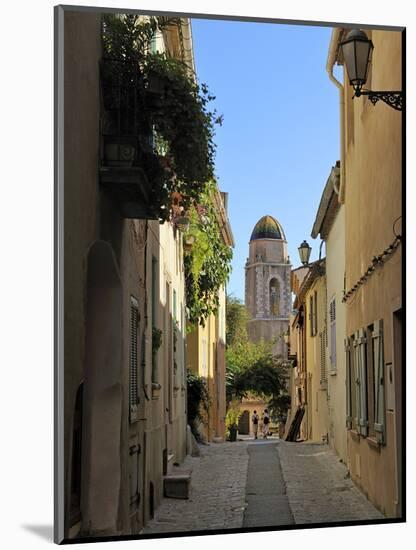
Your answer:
263;409;270;439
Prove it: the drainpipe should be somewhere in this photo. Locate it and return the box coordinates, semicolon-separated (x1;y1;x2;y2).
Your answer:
326;28;346;204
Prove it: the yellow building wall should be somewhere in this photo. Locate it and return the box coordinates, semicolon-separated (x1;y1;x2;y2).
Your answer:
305;275;329;443
186;285;227;441
342;29;402;517
325;206;348;463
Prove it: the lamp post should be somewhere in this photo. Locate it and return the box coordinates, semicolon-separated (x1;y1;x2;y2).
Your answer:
298;240;312;266
340;29;403;111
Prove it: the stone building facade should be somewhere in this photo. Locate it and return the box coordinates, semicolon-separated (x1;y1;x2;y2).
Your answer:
57;8;194;541
245;215;292;357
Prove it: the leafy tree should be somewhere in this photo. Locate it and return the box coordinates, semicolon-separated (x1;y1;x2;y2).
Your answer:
225;297;290;421
225;296;248;348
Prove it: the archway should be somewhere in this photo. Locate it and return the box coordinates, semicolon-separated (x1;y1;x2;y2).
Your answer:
238;410;250;435
81;241;122;535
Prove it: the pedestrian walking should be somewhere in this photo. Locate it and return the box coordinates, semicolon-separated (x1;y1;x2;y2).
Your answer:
263;409;270;439
252;410;259;439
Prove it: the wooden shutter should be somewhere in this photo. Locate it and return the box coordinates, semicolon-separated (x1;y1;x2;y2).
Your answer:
320;327;327;383
352;331;361;430
372;320;385;443
309;295;314;336
330;298;336;369
357;328;368;436
130;296;139;422
345;337;352;429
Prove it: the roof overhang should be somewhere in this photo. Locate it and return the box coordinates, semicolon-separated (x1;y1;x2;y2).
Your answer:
311;163;341;240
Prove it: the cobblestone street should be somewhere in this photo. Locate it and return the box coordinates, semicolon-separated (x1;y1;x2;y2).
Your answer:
142;441;249;534
142;439;383;535
278;442;384;524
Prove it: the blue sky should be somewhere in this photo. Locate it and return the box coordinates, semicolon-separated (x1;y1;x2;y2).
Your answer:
191;18;342;301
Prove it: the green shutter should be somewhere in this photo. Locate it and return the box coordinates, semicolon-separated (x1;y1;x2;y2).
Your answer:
373;320;385;444
353;331;361;430
358;328;368;436
345;336;352;429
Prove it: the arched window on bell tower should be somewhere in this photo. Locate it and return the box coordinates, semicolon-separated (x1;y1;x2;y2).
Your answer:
269;278;280;317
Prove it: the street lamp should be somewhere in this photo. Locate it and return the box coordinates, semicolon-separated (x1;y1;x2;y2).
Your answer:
340;29;403;111
298;240;312;266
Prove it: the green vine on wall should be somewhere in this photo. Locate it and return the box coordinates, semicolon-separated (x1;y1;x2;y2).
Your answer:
184;182;233;327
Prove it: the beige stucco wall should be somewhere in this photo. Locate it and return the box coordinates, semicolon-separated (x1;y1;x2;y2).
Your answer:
325;206;348;463
63;12;189;538
342;29;402;517
144;220;187;522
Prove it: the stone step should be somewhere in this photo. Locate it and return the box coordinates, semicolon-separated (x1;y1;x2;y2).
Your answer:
163;474;191;499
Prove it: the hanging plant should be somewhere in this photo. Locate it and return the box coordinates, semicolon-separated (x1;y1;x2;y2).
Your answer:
101;14;222;221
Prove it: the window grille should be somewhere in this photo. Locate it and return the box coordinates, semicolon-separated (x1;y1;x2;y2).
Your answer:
130;296;139;422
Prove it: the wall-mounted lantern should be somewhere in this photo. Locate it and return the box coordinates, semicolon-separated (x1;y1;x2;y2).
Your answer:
298;240;312;266
340;29;403;111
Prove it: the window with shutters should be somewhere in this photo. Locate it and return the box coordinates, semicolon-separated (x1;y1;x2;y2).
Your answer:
352;329;368;436
130;296;139;422
329;297;336;372
345;337;353;429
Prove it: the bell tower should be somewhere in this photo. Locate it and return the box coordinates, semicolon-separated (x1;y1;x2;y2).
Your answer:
245;215;291;357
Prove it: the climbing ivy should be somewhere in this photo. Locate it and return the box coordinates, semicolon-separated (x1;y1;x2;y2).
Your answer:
184;182;232;326
184;183;233;327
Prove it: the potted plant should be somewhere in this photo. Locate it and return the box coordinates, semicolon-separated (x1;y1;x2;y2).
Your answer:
225;401;242;442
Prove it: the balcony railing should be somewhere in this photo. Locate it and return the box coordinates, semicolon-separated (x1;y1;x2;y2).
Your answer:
99;58;159;219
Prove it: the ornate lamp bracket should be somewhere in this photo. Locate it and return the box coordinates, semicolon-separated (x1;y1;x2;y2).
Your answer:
356;90;403;111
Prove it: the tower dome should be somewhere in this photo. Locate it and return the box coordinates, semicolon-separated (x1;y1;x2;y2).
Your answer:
250;215;286;241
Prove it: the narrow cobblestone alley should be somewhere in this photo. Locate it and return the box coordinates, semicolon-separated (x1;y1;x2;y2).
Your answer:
142;439;383;536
